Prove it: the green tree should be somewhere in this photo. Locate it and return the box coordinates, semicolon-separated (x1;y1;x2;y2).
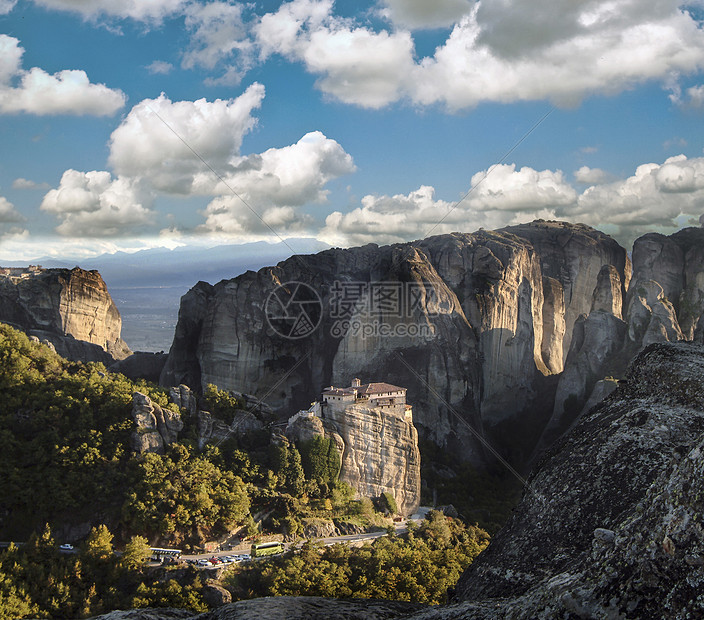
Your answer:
379;492;398;515
202;384;240;425
83;525;114;562
121;536;152;570
299;435;341;485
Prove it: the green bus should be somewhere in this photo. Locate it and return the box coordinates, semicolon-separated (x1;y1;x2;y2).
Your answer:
251;541;284;557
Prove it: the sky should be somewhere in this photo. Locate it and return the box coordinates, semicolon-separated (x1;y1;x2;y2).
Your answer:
0;0;703;261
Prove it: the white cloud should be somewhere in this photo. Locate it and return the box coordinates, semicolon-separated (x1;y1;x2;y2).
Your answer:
0;196;23;222
302;27;415;108
466;164;577;211
0;0;16;15
378;0;473;29
574;166;614;185
319;173;570;247
200;131;355;233
567;155;704;245
255;0;333;58
182;1;253;81
199;198;314;237
255;0;415;108
321;155;704;249
12;177;50;190
254;0;704;110
108;84;265;193
30;0;187;22
0;35;125;116
681;84;704;108
146;60;174;75
413;3;704;109
40;169;154;237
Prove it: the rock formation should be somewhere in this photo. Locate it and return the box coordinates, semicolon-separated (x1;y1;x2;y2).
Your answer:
133;383;269;452
286;396;422;516
445;342;704;618
161;221;637;468
131;392;184;454
0;266;131;363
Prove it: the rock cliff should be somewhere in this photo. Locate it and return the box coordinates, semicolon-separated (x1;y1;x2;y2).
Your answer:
131;392;184;454
286;402;421;516
0;266;131;363
161;221;636;467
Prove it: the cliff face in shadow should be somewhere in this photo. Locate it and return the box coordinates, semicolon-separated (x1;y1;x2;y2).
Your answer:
0;266;131;363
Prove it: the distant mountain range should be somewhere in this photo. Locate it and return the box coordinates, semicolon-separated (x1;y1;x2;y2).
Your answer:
1;238;331;352
2;238;332;289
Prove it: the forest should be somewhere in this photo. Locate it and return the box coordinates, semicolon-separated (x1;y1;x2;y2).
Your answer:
0;322;492;617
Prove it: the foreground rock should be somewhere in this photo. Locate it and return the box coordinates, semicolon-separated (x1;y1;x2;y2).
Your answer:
0;266;131;363
89;597;427;620
448;341;704;618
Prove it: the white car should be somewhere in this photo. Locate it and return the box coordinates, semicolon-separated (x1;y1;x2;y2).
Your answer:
196;559;212;567
59;544;74;551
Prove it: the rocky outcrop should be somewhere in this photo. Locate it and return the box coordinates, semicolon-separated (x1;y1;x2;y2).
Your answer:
195;409;265;450
131;392;184;454
0;266;131;363
628;228;704;347
287;401;421;516
327;404;420;516
447;342;704;618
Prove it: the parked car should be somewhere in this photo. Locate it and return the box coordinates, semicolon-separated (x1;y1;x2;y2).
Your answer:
196;559;212;567
59;544;74;551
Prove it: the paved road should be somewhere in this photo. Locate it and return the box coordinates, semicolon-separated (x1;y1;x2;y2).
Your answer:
179;519;417;568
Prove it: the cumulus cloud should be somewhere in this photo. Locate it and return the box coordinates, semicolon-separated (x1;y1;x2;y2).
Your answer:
108;84;265;193
182;1;253;78
0;196;24;223
200;131;355;233
321;155;704;249
31;0;187;22
680;84;704;108
320;169;574;247
0;35;125;116
252;0;704;110
574;166;615;185
199;199;314;237
562;155;704;245
255;0;415;108
40;170;154;237
146;60;174;75
378;0;474;29
414;2;704;109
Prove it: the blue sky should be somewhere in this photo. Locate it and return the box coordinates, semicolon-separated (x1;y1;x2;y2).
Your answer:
0;0;703;261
